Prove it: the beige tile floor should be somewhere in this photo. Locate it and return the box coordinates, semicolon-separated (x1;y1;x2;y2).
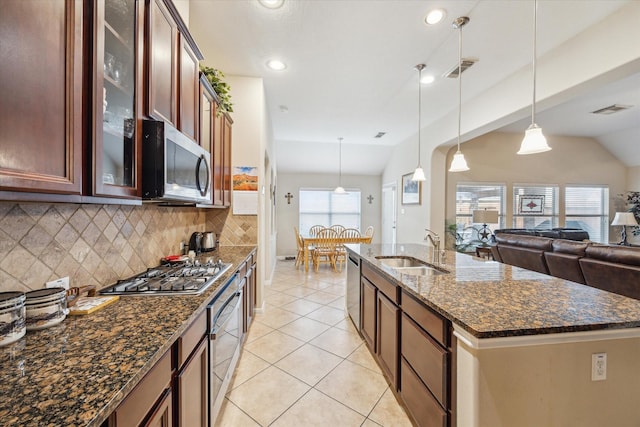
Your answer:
215;259;413;427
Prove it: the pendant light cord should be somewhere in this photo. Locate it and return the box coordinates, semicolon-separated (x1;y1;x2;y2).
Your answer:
418;67;422;166
338;137;343;186
531;0;538;126
457;22;463;150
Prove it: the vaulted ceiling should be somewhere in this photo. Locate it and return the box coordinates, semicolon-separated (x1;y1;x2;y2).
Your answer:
188;0;640;175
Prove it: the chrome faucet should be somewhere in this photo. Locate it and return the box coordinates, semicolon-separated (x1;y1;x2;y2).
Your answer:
424;228;441;264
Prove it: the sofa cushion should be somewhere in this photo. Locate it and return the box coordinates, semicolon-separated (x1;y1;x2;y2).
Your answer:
579;245;640;300
494;234;553;274
544;252;586;284
551;239;589;256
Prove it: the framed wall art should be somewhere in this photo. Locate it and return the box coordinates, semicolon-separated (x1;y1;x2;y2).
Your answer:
519;195;544;214
401;173;421;205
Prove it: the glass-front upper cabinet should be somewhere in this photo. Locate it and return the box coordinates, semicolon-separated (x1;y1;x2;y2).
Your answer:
93;0;140;198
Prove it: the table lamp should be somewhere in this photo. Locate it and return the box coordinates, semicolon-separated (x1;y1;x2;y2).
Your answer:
472;209;499;243
611;212;638;245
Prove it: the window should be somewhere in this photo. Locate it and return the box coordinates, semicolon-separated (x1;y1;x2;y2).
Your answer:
455;183;505;247
299;189;361;233
513;184;559;229
565;185;608;243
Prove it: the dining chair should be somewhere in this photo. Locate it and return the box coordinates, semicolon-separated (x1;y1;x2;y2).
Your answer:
364;226;374;243
335;228;361;271
312;229;338;272
293;227;304;269
329;224;346;235
309;225;325;237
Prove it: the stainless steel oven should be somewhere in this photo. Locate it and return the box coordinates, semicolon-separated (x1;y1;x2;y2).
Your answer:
208;274;243;425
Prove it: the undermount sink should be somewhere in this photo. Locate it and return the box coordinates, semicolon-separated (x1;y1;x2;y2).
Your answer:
375;256;448;276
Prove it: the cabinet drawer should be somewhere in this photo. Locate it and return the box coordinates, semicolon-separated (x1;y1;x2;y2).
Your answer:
402;290;448;347
401;313;448;407
178;310;206;368
112;350;172;427
400;358;447;427
362;262;398;303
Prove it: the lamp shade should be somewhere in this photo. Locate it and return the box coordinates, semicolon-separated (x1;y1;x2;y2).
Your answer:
611;212;638;226
449;150;469;172
472;209;499;224
334;186;346;194
518;123;551;155
412;167;426;182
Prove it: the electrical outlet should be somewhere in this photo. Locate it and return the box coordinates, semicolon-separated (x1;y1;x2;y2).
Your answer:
591;353;607;381
46;277;70;290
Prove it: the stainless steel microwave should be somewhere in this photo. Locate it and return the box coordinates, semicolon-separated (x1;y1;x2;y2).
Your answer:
142;120;211;204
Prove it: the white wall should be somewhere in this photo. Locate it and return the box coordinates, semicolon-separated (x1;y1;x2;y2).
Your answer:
276;173;381;257
628;167;640;190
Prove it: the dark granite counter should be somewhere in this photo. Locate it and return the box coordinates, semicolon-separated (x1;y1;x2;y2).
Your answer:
348;243;640;339
0;246;255;427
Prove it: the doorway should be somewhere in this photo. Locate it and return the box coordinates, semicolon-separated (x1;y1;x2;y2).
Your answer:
382;182;397;245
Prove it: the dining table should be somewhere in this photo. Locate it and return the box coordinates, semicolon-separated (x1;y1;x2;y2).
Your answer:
300;234;372;272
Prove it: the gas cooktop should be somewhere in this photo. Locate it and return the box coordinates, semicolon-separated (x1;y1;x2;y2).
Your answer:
100;259;232;296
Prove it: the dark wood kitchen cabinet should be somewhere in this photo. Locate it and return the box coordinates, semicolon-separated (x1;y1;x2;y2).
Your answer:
0;0;83;197
361;262;399;388
400;290;454;427
377;291;399;386
91;0;142;198
211;102;233;207
147;0;203;142
109;350;173;427
177;338;208;427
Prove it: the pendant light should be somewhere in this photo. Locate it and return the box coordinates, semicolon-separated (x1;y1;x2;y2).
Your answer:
412;64;426;182
518;0;551;155
449;16;470;172
334;137;346;194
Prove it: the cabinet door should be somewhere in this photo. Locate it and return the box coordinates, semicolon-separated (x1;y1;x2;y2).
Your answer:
93;0;140;197
143;388;172;427
179;36;199;142
148;0;177;125
377;291;399;388
212;103;224;206
177;338;208;427
361;277;377;352
200;77;214;151
222;115;233;206
0;0;83;196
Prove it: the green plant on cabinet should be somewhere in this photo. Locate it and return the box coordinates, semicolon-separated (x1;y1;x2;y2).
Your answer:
200;65;233;116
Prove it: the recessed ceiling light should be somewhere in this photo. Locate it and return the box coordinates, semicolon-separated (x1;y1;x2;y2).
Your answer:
266;59;287;71
258;0;284;9
420;74;435;84
425;9;446;25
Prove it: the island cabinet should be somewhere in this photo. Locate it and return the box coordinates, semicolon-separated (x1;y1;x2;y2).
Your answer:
147;0;203;142
0;0;83;198
361;262;400;388
400;290;455;427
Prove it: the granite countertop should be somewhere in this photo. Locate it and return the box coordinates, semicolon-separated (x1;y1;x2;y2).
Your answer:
0;246;255;427
348;243;640;339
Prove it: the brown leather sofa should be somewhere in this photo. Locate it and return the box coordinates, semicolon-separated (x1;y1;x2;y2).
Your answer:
491;234;640;300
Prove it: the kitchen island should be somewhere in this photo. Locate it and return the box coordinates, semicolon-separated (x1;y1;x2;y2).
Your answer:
347;243;640;427
0;246;255;427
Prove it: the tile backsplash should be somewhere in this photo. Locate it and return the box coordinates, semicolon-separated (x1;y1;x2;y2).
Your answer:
0;202;257;292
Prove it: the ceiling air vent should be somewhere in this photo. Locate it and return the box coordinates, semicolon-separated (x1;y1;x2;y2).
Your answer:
445;58;478;78
591;104;633;115
374;132;386;138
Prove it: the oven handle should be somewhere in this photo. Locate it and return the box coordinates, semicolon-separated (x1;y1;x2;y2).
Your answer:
209;292;241;339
